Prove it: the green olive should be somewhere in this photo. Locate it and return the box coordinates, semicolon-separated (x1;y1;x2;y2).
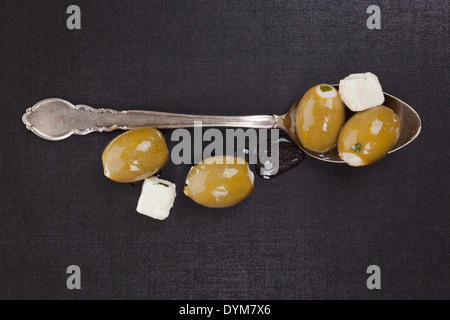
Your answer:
295;84;346;153
338;106;401;166
102;128;168;183
184;156;254;208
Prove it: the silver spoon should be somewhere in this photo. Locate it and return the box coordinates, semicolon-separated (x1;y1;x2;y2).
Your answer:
22;86;421;163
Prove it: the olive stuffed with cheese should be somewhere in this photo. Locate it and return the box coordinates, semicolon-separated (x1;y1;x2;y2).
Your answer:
295;84;346;153
338;106;400;166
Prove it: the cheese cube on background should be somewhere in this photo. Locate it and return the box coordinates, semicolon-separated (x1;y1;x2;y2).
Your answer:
339;72;385;112
136;177;176;220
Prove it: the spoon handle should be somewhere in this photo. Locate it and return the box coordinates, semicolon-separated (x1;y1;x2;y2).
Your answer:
110;109;278;129
22;98;281;141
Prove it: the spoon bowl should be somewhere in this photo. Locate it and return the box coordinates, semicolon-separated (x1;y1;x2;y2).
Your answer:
278;85;422;163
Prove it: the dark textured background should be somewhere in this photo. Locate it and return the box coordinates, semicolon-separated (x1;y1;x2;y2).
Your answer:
0;0;449;299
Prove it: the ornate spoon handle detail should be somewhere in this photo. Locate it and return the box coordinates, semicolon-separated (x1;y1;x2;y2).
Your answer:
22;98;280;141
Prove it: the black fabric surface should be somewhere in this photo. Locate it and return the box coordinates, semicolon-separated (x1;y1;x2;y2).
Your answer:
0;0;449;299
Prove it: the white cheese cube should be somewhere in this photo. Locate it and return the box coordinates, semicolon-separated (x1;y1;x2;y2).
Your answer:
136;177;176;220
339;72;385;112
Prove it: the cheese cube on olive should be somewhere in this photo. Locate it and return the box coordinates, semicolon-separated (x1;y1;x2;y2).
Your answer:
339;72;385;112
136;177;176;220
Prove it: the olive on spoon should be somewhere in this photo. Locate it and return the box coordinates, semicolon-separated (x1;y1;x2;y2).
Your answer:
22;85;421;163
